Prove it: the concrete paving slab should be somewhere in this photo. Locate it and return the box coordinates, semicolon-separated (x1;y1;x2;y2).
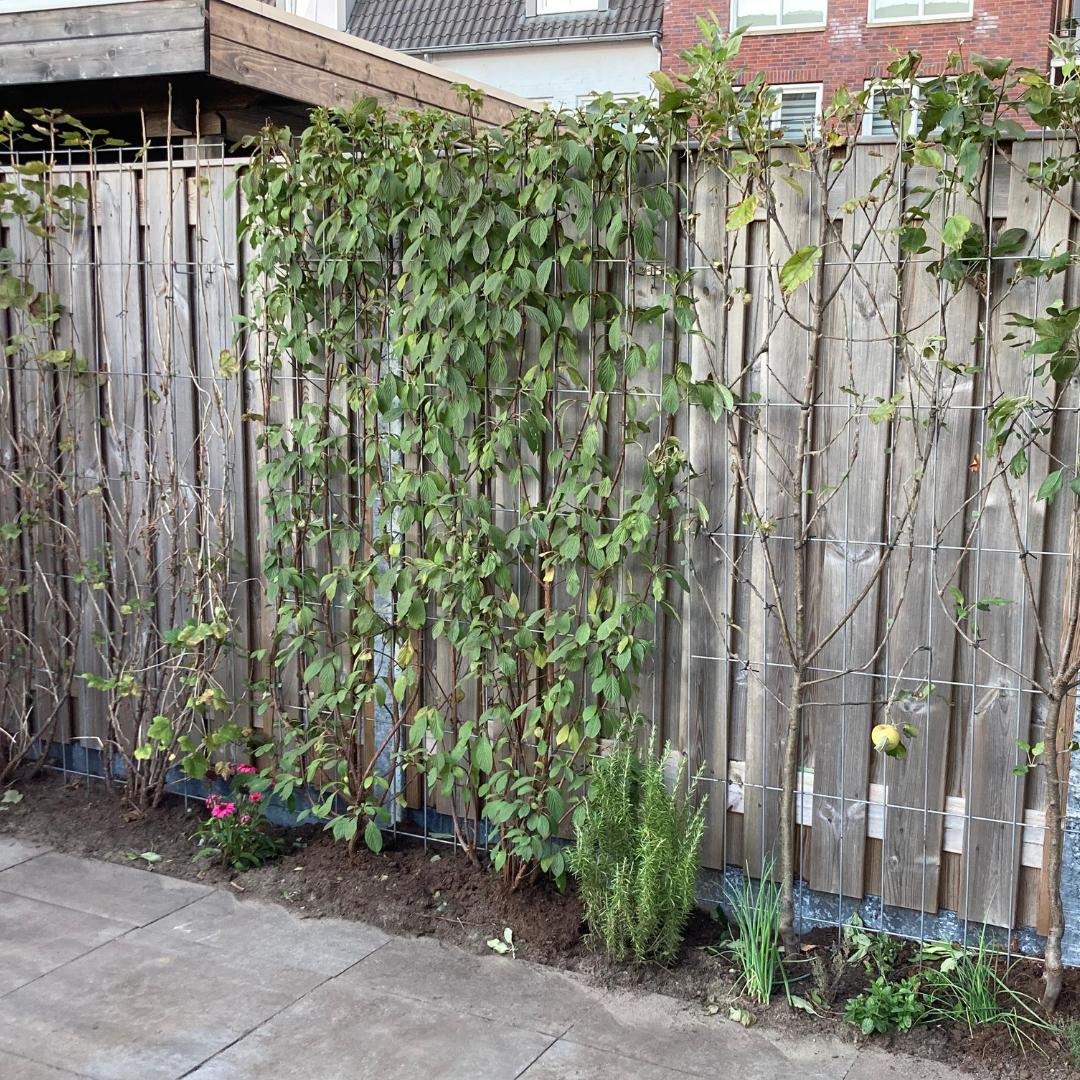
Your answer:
0;891;130;995
344;935;605;1036
0;852;209;927
127;889;388;978
845;1047;968;1080
563;991;857;1080
186;980;555;1080
0;1050;88;1079
520;1037;702;1078
0;837;48;871
0;933;325;1080
0;1054;88;1080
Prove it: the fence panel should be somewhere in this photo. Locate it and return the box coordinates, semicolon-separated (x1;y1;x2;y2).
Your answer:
4;139;1078;940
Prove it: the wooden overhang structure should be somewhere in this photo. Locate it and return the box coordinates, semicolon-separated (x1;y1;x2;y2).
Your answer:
0;0;536;139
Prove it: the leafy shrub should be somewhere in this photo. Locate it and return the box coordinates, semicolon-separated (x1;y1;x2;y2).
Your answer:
193;764;281;870
918;937;1053;1050
569;734;705;964
844;975;925;1035
843;915;902;978
723;870;786;1005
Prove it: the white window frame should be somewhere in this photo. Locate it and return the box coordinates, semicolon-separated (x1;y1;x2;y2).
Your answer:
861;80;920;137
730;0;828;33
576;92;637;110
534;0;603;15
769;82;823;141
861;76;955;137
866;0;972;27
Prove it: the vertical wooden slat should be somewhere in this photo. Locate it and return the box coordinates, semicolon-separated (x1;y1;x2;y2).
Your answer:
742;148;813;879
807;145;897;899
96;163;151;750
962;140;1069;927
52;165;103;742
144;160;199;657
193;158;250;726
687;162;740;869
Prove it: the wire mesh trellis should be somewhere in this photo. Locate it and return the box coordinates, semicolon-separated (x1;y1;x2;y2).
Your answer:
2;123;1079;958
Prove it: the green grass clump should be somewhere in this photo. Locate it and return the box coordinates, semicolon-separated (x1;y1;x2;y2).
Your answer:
919;936;1053;1052
723;869;787;1005
569;732;705;965
1061;1018;1080;1068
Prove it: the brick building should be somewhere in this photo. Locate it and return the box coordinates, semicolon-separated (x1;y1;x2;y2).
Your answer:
662;1;1067;132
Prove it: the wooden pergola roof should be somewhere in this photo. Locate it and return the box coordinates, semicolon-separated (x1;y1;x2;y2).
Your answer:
0;0;537;137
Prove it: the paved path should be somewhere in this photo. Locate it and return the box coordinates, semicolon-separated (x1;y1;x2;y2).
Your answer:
0;837;967;1080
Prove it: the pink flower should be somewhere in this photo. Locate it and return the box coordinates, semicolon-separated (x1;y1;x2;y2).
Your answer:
210;802;236;819
249;792;263;803
236;764;257;775
206;794;220;808
239;813;252;825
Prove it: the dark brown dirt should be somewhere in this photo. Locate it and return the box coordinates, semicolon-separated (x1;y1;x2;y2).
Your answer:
5;769;1080;1079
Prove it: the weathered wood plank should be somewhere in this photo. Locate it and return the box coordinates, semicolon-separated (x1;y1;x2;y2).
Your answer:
0;29;205;85
807;145;898;899
0;0;205;45
209;7;520;125
210;0;525;126
50;166;106;741
191;160;250;727
93;163;152;753
877;163;982;915
961;140;1069;927
742;148;813;880
5;175;75;744
143;162;199;665
686;162;742;870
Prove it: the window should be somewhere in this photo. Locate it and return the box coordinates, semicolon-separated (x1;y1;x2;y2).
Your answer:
535;0;602;14
771;84;822;140
862;83;917;137
861;78;953;137
577;92;637;113
868;0;971;24
732;0;827;30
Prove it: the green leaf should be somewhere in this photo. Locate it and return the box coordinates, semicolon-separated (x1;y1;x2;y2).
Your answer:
571;293;591;332
972;54;1011;81
364;818;383;853
660;374;680;415
941;215;972;252
779;245;821;294
474;735;494;774
726;194;757;231
1037;468;1065;503
596;351;616;393
991;228;1028;258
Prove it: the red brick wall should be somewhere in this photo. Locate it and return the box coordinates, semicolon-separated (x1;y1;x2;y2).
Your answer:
661;1;1062;95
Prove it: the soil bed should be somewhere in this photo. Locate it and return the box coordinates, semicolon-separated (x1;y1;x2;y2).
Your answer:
4;769;1080;1079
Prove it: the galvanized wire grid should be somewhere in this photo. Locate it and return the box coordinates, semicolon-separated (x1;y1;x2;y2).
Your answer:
1;127;1076;959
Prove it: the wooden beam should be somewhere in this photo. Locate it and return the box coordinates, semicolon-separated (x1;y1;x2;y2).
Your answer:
0;0;205;45
208;35;383;115
209;0;533;125
0;28;205;85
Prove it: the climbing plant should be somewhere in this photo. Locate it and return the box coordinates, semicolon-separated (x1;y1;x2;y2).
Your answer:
0;109;245;810
240;92;698;884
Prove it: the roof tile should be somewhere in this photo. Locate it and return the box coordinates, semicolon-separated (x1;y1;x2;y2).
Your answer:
349;0;663;53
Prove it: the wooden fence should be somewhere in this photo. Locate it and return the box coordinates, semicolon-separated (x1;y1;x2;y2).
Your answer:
2;139;1077;938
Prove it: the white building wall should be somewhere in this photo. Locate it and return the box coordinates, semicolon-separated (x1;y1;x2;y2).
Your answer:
426;40;660;109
